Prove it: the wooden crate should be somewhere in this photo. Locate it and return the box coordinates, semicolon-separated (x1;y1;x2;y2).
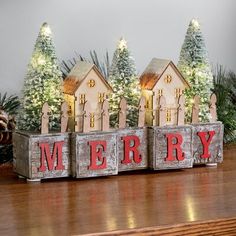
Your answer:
71;131;118;178
117;127;148;172
192;122;224;164
13;131;71;180
148;125;193;170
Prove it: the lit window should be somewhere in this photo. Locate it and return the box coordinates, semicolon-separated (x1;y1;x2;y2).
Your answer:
79;94;86;104
164;75;172;83
88;79;95;87
175;88;182;98
166;109;171;122
98;93;105;103
157;89;163;97
90;113;95;128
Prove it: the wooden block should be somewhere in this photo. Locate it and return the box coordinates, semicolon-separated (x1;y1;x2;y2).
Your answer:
13;131;71;180
117;127;148;172
192;122;223;164
71;131;118;178
148;126;193;170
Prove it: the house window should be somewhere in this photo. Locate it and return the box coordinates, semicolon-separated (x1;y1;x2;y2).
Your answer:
166;109;171;122
98;93;105;103
88;79;95;87
175;88;182;98
157;89;163;97
90;113;95;128
164;75;172;83
79;94;86;104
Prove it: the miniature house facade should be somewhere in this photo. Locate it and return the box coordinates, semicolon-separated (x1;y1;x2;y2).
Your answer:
63;61;113;132
139;58;190;126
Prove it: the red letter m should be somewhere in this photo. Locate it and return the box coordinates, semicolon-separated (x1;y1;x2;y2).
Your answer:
39;141;65;172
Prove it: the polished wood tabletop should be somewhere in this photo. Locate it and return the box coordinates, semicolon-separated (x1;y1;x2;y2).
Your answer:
0;145;236;236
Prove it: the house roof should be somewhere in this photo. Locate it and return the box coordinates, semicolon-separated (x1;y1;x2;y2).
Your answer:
63;61;113;95
139;58;190;90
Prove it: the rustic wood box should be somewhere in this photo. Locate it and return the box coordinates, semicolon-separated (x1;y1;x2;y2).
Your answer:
71;131;118;178
117;127;148;172
148;125;193;170
192;122;224;164
13;131;71;180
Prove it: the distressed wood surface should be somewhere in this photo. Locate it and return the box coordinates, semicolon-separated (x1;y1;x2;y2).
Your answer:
148;125;193;170
118;97;127;129
13;131;70;180
177;94;185;126
41;102;49;134
117;127;148;172
209;93;217;122
138;96;146;128
192;122;223;164
72;131;118;178
101;100;110;132
61;101;68;133
191;95;200;124
158;95;167;127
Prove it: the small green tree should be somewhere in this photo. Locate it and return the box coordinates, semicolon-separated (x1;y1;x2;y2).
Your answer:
178;19;213;122
109;37;140;127
18;23;63;131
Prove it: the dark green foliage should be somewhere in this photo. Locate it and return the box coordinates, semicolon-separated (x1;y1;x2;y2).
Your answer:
61;50;110;80
0;93;20;115
213;66;236;143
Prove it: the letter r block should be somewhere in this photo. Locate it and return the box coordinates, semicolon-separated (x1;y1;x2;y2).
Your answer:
71;132;118;178
192;122;223;164
148;126;194;170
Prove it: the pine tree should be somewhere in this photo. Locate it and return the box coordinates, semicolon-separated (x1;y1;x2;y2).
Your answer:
18;23;63;131
178;19;213;122
109;37;140;127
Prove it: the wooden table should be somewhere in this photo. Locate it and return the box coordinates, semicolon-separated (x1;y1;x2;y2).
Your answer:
0;145;236;235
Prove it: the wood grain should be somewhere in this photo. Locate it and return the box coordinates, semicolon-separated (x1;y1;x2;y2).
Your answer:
0;145;236;236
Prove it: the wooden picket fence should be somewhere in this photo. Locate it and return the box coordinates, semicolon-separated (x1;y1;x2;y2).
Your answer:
40;93;218;134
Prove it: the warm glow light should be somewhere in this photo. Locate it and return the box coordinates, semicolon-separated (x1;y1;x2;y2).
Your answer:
37;55;45;65
186;196;196;221
191;19;200;29
42;24;52;36
118;37;127;50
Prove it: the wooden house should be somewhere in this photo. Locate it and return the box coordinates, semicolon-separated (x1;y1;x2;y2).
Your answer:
63;61;113;132
139;58;190;126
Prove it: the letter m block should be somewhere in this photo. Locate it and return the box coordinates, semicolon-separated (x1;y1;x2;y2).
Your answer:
13;132;71;181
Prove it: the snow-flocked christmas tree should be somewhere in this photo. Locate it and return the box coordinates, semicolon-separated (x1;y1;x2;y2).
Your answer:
178;19;213;122
18;23;63;131
109;37;140;127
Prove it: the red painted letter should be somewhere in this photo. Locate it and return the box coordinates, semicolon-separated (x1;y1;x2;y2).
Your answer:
121;135;142;164
88;141;107;170
39;141;65;172
165;133;185;161
197;131;215;158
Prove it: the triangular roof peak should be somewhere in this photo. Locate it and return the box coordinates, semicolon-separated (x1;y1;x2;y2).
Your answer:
63;61;112;95
139;58;190;90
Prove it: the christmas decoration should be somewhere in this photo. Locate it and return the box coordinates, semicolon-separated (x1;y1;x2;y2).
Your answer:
17;23;63;131
63;61;113;132
139;58;190;126
178;19;214;122
109;37;140;127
